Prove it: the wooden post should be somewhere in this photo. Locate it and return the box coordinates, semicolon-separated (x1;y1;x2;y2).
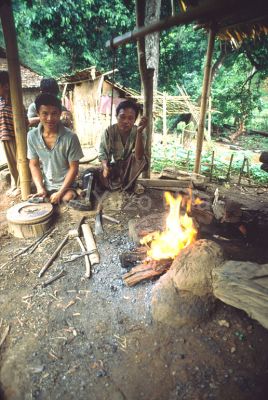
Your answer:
207;95;212;141
136;0;154;178
0;0;31;199
143;68;154;178
194;27;216;173
163;92;167;152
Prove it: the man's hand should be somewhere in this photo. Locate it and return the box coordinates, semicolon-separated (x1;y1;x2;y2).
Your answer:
137;116;148;134
28;187;47;200
50;191;63;204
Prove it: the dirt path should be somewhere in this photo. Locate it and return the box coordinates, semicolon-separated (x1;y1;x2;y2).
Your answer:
1;189;268;400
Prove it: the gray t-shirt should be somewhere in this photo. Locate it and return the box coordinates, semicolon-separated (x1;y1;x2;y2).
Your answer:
27;122;84;191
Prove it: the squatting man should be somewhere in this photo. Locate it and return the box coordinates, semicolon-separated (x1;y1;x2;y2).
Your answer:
27;93;83;204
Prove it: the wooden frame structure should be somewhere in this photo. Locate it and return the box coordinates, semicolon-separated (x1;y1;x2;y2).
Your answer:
106;0;268;175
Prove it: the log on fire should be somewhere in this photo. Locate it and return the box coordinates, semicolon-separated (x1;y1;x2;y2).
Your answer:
120;247;147;268
123;258;172;286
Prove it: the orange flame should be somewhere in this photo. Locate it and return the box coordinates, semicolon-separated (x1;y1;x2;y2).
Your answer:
140;192;197;260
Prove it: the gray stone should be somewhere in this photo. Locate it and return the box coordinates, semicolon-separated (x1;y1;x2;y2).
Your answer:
171;239;224;296
152;270;216;327
151;240;223;327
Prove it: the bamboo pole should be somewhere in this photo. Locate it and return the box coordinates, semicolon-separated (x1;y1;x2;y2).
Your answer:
0;0;31;199
194;27;216;173
163;92;167;151
207;95;212;141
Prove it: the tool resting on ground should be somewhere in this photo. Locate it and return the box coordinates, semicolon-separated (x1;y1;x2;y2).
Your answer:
38;217;86;277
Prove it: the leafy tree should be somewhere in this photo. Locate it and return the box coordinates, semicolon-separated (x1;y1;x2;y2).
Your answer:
4;0;268;132
13;0;138;83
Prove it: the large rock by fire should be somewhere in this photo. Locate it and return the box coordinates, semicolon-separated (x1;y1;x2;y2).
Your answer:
171;239;224;296
152;240;224;327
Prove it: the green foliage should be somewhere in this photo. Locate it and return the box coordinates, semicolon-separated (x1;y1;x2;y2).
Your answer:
151;139;268;184
159;25;207;98
212;52;262;127
3;0;268;130
13;0;138;82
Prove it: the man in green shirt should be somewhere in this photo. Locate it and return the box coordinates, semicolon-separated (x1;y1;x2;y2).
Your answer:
98;100;147;192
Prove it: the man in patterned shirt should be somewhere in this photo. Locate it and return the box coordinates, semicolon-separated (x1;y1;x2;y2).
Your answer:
0;71;20;197
97;100;147;192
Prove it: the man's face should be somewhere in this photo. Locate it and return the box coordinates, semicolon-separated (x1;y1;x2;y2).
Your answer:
38;105;61;131
117;107;136;134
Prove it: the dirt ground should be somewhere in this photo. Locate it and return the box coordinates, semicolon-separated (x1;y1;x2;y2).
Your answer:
1;179;268;400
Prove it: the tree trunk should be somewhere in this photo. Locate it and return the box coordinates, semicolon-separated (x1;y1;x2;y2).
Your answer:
0;0;31;200
136;0;161;178
144;0;161;93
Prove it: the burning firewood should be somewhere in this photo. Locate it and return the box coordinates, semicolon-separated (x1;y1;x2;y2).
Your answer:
123;258;172;286
119;247;147;268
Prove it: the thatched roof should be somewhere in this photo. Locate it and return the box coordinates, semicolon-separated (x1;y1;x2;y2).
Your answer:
0;47;41;88
180;0;268;47
107;0;268;49
59;66;101;84
59;67;133;97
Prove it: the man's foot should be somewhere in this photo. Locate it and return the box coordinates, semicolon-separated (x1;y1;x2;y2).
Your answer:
6;187;16;196
8;188;21;198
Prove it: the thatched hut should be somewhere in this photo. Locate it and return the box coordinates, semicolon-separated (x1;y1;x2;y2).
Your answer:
59;67;135;148
0;47;41;108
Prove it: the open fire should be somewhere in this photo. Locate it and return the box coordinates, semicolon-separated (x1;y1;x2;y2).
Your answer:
140;192;198;260
122;191;200;286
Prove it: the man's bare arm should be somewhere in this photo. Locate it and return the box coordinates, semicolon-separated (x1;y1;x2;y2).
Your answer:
29;158;47;198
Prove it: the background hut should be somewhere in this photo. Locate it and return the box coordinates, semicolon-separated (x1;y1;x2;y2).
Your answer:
0;46;41;108
60;67;135;148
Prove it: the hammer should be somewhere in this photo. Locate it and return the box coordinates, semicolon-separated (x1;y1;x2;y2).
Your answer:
38;217;86;278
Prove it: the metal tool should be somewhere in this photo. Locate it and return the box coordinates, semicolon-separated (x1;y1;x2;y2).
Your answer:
95;206;104;235
69;171;94;211
62;250;96;263
38;217;85;277
28;197;46;203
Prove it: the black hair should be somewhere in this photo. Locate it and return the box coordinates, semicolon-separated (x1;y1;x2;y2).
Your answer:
116;100;140;119
40;78;59;95
35;93;62;113
0;70;9;86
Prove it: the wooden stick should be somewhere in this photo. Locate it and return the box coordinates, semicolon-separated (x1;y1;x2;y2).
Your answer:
226;153;234;181
0;227;55;270
41;270;66;288
137;178;192;188
38;234;69;277
81;223;100;266
0;325;10;348
238;156;247;185
120;249;147;268
102;214;120;224
123;259;171;286
76;236;91;278
28;227;55;254
210;150;215;182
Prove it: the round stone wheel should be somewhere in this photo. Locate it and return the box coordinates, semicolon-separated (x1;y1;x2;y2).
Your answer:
6;202;54;238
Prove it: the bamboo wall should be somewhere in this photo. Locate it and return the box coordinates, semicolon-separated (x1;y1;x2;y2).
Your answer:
71;78;122;148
